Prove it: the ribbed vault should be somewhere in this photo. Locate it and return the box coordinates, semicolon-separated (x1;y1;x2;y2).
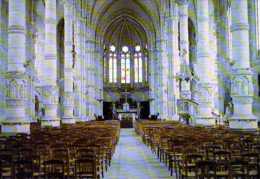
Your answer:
89;0;162;48
104;14;147;47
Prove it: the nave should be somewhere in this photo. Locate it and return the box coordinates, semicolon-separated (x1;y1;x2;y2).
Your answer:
1;119;260;178
104;129;172;179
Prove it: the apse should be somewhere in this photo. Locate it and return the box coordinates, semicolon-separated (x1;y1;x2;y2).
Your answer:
91;0;159;120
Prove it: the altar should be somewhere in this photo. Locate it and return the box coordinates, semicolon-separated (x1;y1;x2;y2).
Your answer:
117;110;137;120
117;102;137;128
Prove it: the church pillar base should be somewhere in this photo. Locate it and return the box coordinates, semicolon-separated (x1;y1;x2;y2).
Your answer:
172;114;179;121
195;83;216;127
41;119;60;128
79;116;87;122
229;115;258;131
195;117;216;126
62;117;75;124
1;122;30;134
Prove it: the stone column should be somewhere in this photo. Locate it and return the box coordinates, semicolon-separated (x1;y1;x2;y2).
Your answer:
85;39;91;120
25;2;36;123
195;0;216;126
165;15;175;120
229;0;257;129
62;0;75;124
171;1;180;120
74;15;81;120
94;48;100;115
215;6;230;115
148;48;155;115
80;17;87;121
94;49;100;115
89;40;95;119
0;0;7;120
2;0;30;133
74;16;84;120
158;32;169;119
85;27;95;119
97;46;103;116
76;15;83;121
100;49;104;116
41;0;59;127
178;0;191;99
153;48;161;115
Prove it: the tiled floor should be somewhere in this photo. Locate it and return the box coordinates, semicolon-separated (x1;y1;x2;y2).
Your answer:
104;129;173;179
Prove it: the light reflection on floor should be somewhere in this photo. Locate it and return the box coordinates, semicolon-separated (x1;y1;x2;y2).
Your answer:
104;129;173;179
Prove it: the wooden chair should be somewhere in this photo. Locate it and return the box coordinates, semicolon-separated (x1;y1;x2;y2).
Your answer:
179;153;203;178
75;148;99;178
43;159;65;179
195;160;216;179
75;157;98;179
229;159;248;179
52;148;70;177
0;149;13;178
0;121;120;179
242;152;259;178
214;150;231;162
13;159;33;179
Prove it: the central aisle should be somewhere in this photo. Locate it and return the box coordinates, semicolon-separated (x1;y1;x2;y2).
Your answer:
104;129;172;179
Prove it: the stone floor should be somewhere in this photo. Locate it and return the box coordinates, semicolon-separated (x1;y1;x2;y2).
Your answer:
104;129;173;179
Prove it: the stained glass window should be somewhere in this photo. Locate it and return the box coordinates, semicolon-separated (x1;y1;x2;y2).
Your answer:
108;45;117;83
134;45;143;83
121;46;130;83
106;45;147;84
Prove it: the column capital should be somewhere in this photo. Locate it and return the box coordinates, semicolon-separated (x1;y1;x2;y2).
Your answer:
64;0;73;5
196;0;209;22
176;0;188;5
230;23;249;32
178;2;188;17
85;39;97;45
156;38;167;44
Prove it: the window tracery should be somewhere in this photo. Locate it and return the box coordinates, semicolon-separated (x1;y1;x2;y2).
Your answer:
108;45;117;83
105;45;147;85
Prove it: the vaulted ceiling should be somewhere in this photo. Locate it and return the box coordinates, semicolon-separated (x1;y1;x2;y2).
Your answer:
89;0;163;48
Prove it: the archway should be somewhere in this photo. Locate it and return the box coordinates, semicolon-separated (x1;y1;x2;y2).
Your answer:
91;0;159;122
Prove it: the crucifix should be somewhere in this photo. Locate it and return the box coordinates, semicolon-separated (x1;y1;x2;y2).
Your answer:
122;89;130;112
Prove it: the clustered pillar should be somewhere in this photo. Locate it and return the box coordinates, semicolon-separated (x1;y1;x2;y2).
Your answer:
229;0;257;129
0;0;6;119
171;1;180;120
148;47;156;116
41;0;59;127
74;12;83;120
85;28;96;119
195;0;216;126
62;0;75;124
80;17;87;121
2;0;30;133
158;37;168;119
178;0;191;100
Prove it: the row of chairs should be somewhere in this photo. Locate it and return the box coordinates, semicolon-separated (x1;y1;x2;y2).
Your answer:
135;120;260;179
0;120;120;178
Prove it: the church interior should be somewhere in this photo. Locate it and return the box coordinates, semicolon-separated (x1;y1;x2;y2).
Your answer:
0;0;260;178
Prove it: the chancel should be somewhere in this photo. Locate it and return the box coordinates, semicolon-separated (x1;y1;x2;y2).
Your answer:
0;0;260;178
